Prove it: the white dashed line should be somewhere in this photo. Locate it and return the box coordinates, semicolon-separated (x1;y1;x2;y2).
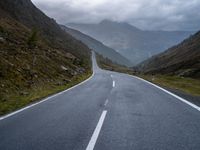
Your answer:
104;99;109;106
86;110;107;150
112;80;115;87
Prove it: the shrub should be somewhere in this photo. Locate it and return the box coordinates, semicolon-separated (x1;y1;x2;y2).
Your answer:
27;29;38;48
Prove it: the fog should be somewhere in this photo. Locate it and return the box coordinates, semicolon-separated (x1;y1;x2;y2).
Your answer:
32;0;200;31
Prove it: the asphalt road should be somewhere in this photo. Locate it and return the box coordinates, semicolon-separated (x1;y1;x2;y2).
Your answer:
0;53;200;150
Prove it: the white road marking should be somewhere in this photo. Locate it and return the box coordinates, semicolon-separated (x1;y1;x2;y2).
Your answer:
131;75;200;112
104;99;109;106
111;74;113;78
0;72;95;121
112;81;115;87
86;110;107;150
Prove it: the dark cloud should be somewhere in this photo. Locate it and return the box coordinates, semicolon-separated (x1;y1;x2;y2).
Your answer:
32;0;200;31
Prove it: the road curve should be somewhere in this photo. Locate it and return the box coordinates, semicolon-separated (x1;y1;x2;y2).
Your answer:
0;52;200;150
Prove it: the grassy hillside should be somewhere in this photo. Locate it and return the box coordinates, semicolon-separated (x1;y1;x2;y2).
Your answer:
0;0;92;115
0;0;91;62
138;31;200;78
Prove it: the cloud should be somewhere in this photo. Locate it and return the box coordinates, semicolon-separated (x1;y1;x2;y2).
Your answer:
32;0;200;31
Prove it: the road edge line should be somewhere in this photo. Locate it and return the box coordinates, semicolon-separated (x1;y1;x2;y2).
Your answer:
112;80;115;87
129;75;200;112
0;72;95;121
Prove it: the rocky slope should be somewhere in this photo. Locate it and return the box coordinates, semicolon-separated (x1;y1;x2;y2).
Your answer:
0;0;91;114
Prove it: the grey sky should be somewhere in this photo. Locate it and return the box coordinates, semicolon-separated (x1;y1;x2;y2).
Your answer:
32;0;200;31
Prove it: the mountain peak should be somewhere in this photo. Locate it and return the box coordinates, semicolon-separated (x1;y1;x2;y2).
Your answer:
99;19;141;31
99;19;116;24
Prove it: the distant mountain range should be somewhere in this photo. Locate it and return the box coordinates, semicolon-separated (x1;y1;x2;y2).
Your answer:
61;25;132;66
67;20;193;65
137;31;200;78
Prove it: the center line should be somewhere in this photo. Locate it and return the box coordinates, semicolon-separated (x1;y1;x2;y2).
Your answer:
86;110;107;150
112;80;115;87
104;99;109;106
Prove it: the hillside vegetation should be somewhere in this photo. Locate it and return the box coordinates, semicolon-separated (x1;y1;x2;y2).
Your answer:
135;30;200;97
138;31;200;78
0;0;91;115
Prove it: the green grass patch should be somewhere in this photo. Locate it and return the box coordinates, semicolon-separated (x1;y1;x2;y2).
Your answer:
139;75;200;96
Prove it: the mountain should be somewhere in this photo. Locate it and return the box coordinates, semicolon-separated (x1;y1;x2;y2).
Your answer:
67;20;193;65
0;0;90;60
61;25;132;66
0;0;91;113
137;31;200;78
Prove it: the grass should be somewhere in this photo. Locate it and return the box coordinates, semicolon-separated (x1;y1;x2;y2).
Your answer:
0;72;91;116
139;75;200;96
0;17;92;116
